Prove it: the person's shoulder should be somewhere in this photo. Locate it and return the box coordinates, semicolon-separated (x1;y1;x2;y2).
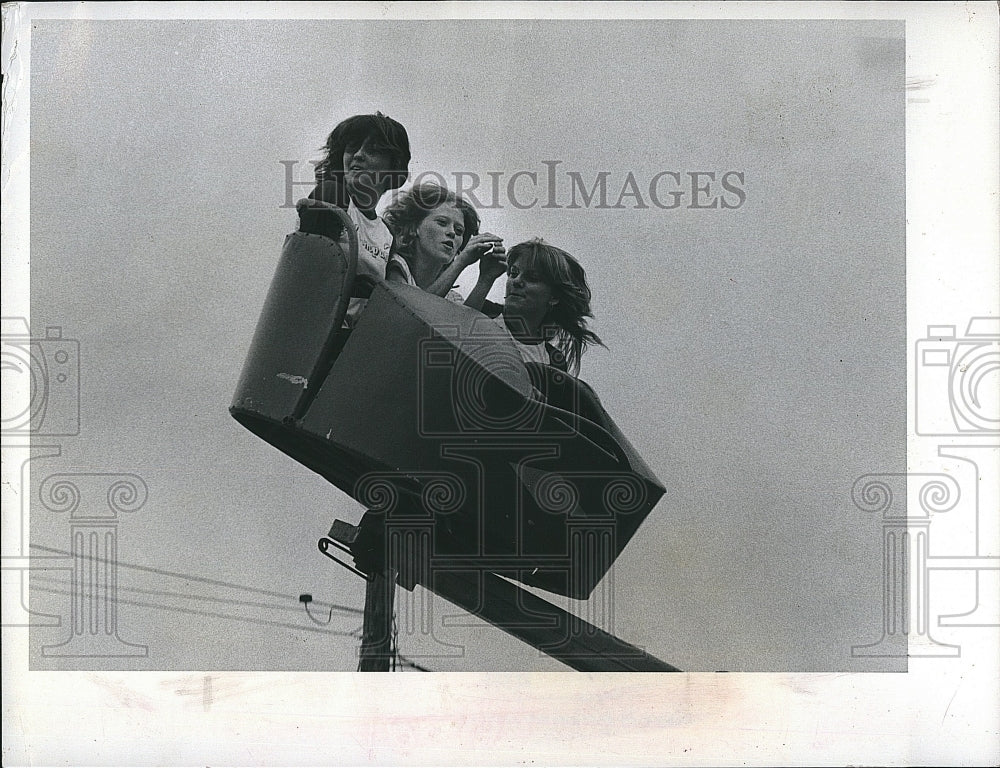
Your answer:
347;201;388;228
345;200;364;224
386;253;413;284
546;343;569;372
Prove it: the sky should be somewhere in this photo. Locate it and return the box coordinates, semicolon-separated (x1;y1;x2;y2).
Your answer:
16;17;912;672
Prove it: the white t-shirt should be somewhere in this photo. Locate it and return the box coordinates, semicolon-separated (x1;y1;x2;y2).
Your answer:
344;202;393;327
387;254;465;305
495;313;550;366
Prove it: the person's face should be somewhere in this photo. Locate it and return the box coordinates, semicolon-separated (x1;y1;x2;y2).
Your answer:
342;136;395;208
504;258;557;320
413;203;466;268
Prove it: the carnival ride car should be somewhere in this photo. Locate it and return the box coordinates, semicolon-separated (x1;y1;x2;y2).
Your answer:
230;200;665;600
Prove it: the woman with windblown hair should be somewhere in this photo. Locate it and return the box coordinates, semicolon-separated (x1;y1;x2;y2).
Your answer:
296;112;411;326
381;181;504;306
309;111;411;215
473;238;603;376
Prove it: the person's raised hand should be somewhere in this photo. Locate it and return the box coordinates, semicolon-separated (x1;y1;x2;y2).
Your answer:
457;233;504;268
477;239;508;283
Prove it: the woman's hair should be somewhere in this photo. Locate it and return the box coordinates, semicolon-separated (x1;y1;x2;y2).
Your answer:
311;112;411;209
382;182;481;256
506;239;603;375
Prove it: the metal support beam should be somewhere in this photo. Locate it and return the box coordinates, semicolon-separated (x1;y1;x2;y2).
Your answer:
358;569;395;671
327;520;680;672
424;569;679;672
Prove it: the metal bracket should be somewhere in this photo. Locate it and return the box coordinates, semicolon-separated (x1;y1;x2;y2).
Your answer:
318;537;371;581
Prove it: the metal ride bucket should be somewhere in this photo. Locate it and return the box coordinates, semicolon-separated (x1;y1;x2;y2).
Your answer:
231;211;665;599
230;200;358;431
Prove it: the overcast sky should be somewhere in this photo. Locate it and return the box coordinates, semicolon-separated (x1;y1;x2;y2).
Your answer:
21;17;909;672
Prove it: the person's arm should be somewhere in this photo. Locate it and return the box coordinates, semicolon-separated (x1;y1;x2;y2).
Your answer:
297;196;347;241
461;239;508;310
425;233;504;298
425;259;472;297
478;299;504;318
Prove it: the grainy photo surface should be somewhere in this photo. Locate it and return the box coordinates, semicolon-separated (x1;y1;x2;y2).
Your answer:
21;17;905;672
2;2;998;766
